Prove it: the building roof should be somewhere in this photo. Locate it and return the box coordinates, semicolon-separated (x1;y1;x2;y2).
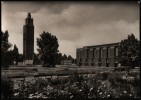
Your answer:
76;42;121;50
85;42;120;48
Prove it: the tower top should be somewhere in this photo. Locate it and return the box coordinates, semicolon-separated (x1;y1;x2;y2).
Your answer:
25;13;33;26
27;13;31;18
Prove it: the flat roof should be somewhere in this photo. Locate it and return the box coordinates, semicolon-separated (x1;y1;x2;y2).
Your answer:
85;42;120;48
76;42;120;50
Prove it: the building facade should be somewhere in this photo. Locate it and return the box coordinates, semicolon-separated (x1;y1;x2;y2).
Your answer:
61;60;73;65
76;43;120;67
23;13;34;65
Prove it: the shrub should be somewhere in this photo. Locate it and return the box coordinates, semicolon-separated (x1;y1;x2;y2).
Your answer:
1;77;14;98
5;70;140;98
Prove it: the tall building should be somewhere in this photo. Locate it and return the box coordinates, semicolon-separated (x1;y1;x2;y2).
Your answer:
76;43;120;67
23;13;34;65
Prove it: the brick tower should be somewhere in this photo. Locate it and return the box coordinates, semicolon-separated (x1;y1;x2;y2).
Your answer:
23;13;34;65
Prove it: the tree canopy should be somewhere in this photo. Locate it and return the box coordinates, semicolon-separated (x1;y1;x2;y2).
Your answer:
118;34;140;68
1;31;12;68
12;45;19;65
1;31;20;68
68;55;73;60
37;31;59;67
33;53;41;65
1;31;12;52
62;54;67;60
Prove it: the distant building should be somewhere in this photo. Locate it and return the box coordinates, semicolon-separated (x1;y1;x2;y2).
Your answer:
76;43;120;67
61;60;73;65
18;62;23;65
23;13;34;65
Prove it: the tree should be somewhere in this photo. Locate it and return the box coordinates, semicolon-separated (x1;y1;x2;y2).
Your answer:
33;53;41;65
5;50;15;66
1;31;12;68
118;34;140;69
62;54;67;60
68;55;73;60
73;58;77;64
37;31;59;67
18;54;23;62
56;53;62;65
1;31;12;52
12;44;19;65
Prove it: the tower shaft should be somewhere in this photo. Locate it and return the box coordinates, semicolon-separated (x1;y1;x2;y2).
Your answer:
23;13;34;65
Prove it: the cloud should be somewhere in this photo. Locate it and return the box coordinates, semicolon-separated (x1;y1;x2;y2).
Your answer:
59;40;76;57
77;19;139;47
2;1;71;14
2;1;139;58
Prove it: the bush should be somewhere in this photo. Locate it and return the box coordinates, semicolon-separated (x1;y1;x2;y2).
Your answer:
1;77;14;98
4;70;140;98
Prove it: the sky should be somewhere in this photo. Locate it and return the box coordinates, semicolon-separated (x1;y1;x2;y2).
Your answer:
2;1;140;58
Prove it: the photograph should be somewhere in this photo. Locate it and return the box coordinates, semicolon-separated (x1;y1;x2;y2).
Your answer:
1;1;140;99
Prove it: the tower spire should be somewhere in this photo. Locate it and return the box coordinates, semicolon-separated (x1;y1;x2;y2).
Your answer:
25;13;33;25
27;13;31;18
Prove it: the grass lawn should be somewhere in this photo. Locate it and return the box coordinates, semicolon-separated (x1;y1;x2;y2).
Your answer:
2;65;139;79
